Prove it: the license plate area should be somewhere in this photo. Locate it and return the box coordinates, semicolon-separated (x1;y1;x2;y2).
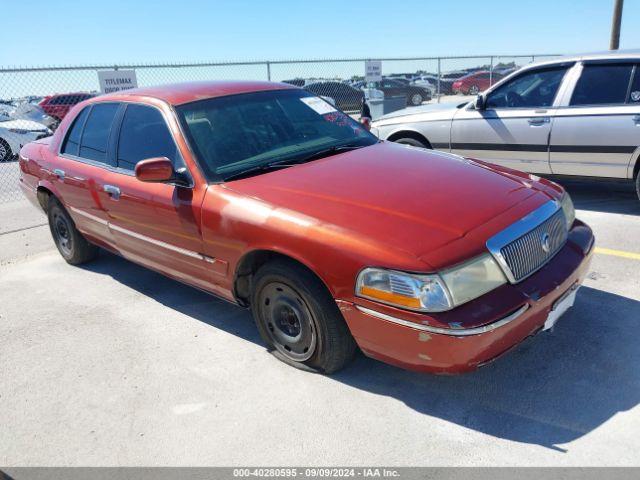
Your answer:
543;283;580;331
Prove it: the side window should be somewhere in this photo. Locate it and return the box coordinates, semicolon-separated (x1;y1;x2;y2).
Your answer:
61;107;90;156
570;64;633;106
486;67;568;109
117;104;180;170
79;103;119;163
628;66;640;103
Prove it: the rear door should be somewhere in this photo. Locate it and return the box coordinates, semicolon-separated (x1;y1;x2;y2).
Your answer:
450;65;571;174
101;102;213;291
549;61;640;178
55;102;119;247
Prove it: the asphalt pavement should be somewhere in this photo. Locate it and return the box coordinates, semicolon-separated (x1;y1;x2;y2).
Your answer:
0;179;639;466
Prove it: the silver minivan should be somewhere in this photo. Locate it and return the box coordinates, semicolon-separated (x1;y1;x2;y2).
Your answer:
371;51;640;201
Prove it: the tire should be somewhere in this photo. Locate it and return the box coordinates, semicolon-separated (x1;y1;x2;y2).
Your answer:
251;259;357;374
468;85;480;95
409;92;423;106
48;197;98;265
0;138;12;162
394;137;429;148
636;171;640;202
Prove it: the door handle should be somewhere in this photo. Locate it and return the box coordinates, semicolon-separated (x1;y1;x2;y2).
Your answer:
103;184;121;200
53;168;65;180
528;117;550;126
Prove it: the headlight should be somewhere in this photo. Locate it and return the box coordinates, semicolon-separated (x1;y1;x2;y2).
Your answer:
356;268;452;312
356;254;507;313
560;192;575;229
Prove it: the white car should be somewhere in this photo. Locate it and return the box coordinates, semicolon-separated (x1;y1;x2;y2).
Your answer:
0;119;51;161
372;50;640;201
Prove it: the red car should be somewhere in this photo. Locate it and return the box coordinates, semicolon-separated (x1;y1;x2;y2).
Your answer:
18;81;594;375
452;71;501;95
39;92;96;123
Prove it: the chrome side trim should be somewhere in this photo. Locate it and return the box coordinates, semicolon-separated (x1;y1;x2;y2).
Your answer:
109;223;204;260
486;200;562;284
354;303;529;336
69;206;108;225
69;206;213;262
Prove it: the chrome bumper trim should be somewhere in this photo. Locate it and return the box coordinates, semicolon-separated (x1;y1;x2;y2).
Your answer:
355;303;530;336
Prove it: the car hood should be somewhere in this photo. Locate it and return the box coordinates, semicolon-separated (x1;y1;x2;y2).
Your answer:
0;118;50;132
373;101;465;123
222;142;557;269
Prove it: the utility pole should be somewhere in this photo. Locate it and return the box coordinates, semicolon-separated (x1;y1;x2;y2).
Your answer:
610;0;624;50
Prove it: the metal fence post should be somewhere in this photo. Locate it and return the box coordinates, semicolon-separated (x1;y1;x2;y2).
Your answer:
266;61;271;81
437;57;441;103
489;56;494;87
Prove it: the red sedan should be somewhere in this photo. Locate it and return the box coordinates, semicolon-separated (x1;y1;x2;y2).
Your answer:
452;71;501;95
18;81;594;374
39;92;96;123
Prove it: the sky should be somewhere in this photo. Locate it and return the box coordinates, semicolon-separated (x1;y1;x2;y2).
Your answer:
1;0;639;99
2;0;638;66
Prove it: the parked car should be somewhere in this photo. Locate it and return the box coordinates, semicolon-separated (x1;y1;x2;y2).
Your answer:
0;119;51;161
304;81;364;111
39;92;97;123
367;78;432;106
452;70;502;95
19;81;593;374
371;51;640;201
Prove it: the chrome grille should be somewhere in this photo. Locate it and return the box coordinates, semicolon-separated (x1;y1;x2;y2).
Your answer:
499;208;568;282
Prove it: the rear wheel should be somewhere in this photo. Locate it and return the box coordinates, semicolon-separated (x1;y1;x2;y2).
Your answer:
409;92;424;106
0;138;12;162
251;260;357;374
48;198;98;265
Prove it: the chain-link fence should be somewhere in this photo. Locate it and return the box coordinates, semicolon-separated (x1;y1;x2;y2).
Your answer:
0;54;560;204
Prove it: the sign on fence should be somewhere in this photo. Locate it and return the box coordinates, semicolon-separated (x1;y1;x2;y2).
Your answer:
97;70;138;94
365;60;382;82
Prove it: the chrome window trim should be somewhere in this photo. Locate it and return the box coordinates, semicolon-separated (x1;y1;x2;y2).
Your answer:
486;199;563;284
354;303;529;336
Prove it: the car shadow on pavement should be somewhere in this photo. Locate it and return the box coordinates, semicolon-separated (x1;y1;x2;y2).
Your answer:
81;254;638;452
333;285;640;451
80;251;261;346
549;177;639;216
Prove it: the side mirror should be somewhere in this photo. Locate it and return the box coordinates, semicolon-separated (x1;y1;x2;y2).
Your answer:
135;157;174;183
474;94;485;110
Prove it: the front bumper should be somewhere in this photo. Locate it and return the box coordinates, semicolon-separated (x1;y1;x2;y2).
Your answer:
337;221;594;374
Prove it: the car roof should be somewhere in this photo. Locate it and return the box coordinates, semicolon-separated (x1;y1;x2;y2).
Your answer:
525;49;640;69
97;80;296;106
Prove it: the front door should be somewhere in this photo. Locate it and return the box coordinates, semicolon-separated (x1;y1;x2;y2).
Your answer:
101;102;213;291
450;65;570;174
549;62;640;178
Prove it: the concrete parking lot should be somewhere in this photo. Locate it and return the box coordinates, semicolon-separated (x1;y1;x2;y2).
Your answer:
0;179;639;466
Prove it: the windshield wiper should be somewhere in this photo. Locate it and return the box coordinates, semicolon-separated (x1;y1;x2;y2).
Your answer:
275;143;366;167
222;143;367;182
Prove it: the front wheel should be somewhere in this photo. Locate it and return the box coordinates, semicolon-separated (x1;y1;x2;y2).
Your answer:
48;198;98;265
251;260;357;374
468;85;480;95
394;137;429;148
0;138;13;162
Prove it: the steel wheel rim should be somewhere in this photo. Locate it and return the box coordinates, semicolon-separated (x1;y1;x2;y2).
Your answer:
258;282;317;362
469;85;479;95
411;93;422;105
53;211;73;256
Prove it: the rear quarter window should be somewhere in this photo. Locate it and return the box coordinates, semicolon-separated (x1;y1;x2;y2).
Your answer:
61;107;90;157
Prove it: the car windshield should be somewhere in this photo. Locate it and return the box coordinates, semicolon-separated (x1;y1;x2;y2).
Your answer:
176;89;377;182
